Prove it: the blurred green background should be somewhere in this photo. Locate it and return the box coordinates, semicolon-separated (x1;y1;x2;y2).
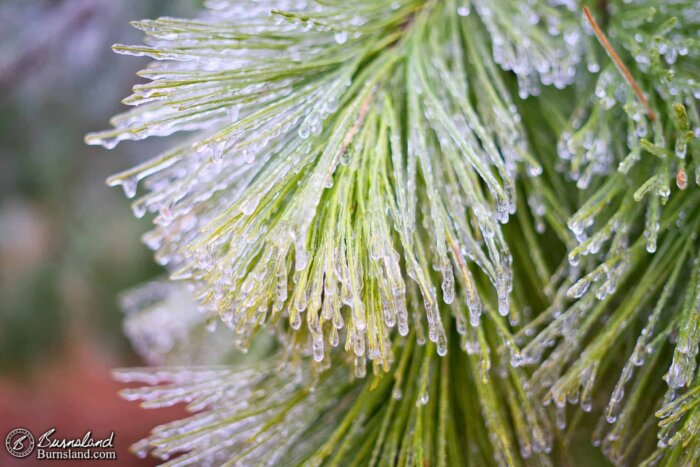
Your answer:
0;1;201;464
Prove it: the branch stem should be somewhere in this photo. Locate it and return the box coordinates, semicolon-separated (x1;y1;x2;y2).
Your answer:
583;6;657;121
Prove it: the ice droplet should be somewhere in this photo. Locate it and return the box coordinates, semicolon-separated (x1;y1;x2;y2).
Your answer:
334;31;348;44
290;312;301;330
457;3;471;17
121;177;138;198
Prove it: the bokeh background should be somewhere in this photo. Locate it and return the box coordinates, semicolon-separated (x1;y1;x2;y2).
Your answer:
0;1;202;464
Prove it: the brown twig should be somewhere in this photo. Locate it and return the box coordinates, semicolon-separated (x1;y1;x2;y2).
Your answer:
321;90;374;187
338;91;374;158
583;6;657;121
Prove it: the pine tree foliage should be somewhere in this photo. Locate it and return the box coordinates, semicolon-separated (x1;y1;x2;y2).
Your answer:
518;2;700;465
88;0;699;465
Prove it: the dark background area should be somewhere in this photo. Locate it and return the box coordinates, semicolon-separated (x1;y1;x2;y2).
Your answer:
0;1;201;464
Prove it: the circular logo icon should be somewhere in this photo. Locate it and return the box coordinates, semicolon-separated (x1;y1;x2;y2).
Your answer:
5;428;35;458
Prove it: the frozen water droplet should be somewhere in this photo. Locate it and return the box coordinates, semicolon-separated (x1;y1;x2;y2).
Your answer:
290;312;301;330
121;177;138;198
581;398;592;413
312;335;324;362
437;332;448;356
646;239;657;253
334;31;348;44
417;392;429;406
131;202;147;218
556;406;567;430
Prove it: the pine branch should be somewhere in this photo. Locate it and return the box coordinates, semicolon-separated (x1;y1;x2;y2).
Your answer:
88;0;700;465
